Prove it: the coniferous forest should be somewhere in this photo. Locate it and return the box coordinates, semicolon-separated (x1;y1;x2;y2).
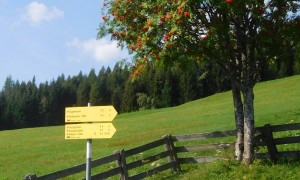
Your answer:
0;57;299;130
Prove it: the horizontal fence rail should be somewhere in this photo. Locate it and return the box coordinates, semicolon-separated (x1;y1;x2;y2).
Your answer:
114;135;179;179
124;138;167;158
256;123;300;133
172;129;237;165
130;161;176;180
24;153;121;180
175;143;235;153
255;123;300;162
172;130;236;142
25;123;300;180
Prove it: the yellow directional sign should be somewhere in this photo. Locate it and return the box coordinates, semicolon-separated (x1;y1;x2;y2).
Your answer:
65;123;116;139
65;106;117;123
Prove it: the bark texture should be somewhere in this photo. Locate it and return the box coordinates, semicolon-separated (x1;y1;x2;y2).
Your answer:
231;82;244;161
242;86;255;165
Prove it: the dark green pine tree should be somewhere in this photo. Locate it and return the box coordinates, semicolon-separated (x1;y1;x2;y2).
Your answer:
23;77;40;127
0;92;5;130
120;78;137;113
98;66;111;105
47;74;75;125
2;76;17;129
89;80;102;105
88;68;97;84
38;81;51;126
160;79;172;108
179;68;198;104
110;63;127;112
76;77;91;106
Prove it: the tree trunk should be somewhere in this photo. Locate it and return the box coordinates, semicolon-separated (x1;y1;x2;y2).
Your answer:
242;86;255;165
287;46;295;77
231;81;244;161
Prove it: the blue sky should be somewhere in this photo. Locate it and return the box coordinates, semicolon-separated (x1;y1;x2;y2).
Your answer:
0;0;130;89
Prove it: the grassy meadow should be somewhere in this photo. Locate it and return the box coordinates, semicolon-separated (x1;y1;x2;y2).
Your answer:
0;75;300;179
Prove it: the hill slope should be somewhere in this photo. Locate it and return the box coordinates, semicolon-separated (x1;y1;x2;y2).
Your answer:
0;75;299;179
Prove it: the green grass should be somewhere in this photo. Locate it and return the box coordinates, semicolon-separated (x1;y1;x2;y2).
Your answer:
149;159;300;180
0;75;300;179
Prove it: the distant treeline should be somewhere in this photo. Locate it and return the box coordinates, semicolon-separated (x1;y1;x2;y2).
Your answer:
0;58;299;130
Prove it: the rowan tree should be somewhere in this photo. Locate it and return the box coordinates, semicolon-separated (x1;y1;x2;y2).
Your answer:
98;0;300;165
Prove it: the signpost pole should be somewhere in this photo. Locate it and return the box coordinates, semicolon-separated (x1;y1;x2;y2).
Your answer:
86;103;92;180
65;103;117;178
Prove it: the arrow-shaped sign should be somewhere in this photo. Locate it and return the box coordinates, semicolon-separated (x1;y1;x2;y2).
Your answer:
65;106;117;123
65;123;116;139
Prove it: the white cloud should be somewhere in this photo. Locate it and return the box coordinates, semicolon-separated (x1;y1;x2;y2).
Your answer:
22;2;64;26
66;38;130;64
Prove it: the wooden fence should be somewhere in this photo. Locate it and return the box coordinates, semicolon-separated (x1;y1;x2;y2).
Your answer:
254;123;300;162
24;123;300;180
172;129;236;165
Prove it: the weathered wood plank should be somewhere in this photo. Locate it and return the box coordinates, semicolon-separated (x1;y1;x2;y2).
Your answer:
126;150;171;170
90;166;122;180
37;154;119;180
175;143;235;153
129;161;175;180
277;151;300;159
37;163;86;180
124;138;166;157
114;149;128;180
91;153;120;168
163;135;181;172
263;124;278;162
178;156;221;164
274;136;300;145
271;123;300;132
120;149;129;180
173;130;236;142
256;151;300;160
255;123;300;134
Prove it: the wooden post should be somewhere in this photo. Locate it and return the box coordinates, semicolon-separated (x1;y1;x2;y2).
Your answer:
162;135;181;172
120;149;129;179
263;124;278;162
114;150;129;180
114;150;123;179
23;174;37;180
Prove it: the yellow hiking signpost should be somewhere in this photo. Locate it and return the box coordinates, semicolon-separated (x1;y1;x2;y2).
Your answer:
64;105;117;139
65;123;116;139
65;106;117;123
64;104;118;180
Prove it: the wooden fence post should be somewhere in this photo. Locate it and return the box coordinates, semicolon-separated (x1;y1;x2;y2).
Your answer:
162;135;181;172
114;149;128;180
263;124;278;162
23;174;37;180
120;149;129;179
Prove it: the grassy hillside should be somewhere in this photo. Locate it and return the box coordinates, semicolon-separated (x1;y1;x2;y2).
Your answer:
0;75;300;179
